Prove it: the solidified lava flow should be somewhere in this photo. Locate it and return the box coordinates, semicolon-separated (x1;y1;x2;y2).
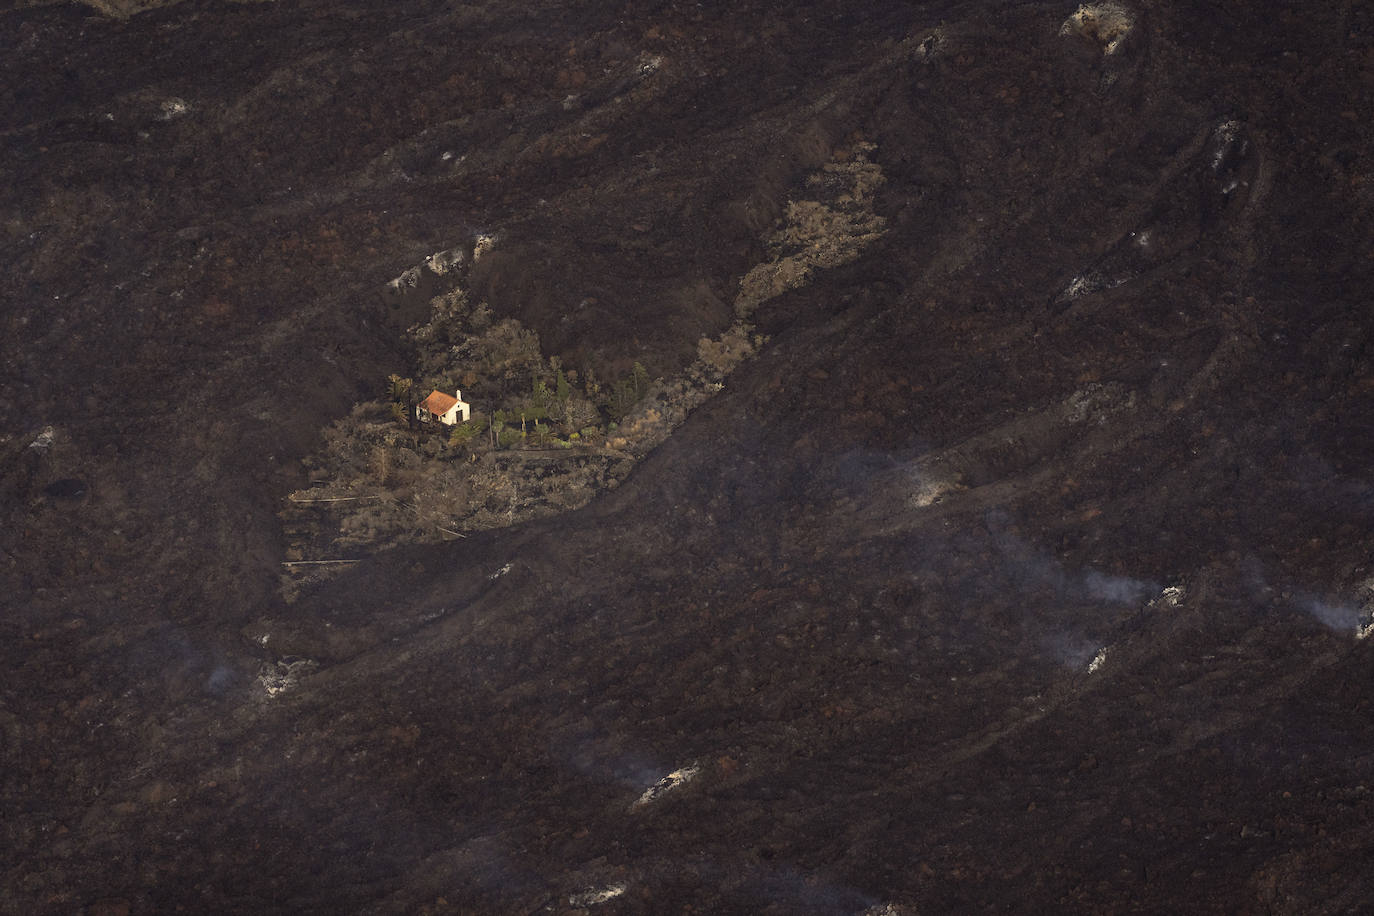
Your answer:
3;1;1374;912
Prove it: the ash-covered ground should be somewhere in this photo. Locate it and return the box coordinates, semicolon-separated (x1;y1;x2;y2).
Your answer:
4;0;1374;912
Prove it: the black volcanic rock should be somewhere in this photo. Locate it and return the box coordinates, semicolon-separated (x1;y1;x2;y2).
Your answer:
3;0;1374;913
42;476;88;500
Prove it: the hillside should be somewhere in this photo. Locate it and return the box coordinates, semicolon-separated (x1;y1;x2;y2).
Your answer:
4;0;1374;912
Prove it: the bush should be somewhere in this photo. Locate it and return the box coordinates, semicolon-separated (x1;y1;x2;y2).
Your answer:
448;421;481;448
695;325;757;379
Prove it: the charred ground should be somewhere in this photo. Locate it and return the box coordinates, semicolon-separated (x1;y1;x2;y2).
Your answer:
4;0;1374;913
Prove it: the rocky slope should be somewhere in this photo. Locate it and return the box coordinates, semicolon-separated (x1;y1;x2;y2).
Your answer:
3;0;1374;912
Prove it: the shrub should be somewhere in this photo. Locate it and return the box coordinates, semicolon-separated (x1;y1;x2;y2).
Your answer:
448;421;481;448
695;326;756;379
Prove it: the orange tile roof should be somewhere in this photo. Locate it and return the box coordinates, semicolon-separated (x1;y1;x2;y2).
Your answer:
419;390;459;416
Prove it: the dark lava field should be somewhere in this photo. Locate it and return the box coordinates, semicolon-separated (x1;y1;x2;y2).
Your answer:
5;0;1374;912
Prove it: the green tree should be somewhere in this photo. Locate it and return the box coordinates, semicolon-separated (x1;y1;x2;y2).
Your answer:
448;417;481;448
607;379;637;422
490;410;507;448
531;379;552;411
387;374;416;428
607;362;653;422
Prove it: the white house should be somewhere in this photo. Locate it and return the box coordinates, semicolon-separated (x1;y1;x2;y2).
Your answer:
416;389;471;425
